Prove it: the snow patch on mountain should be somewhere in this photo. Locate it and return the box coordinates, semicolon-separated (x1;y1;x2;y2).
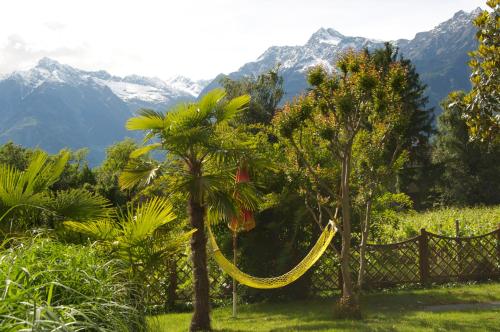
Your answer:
165;76;210;97
5;58;209;104
101;80;169;103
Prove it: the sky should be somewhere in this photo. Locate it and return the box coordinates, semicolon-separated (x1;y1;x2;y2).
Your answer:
0;0;485;80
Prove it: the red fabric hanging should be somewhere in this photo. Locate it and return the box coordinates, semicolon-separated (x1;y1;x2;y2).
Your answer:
235;167;250;183
229;209;255;232
229;164;255;232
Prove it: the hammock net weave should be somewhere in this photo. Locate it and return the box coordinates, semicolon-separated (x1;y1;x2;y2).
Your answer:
208;221;336;289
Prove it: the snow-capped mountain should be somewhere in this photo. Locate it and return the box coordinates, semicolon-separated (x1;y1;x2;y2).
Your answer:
7;58;208;110
240;27;384;75
0;8;482;164
201;8;481;111
0;58;208;164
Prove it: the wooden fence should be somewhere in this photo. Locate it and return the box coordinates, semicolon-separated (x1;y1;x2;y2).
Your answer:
146;226;500;310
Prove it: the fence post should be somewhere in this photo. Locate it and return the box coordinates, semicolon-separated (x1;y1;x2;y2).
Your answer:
419;228;430;286
456;219;463;280
497;224;500;266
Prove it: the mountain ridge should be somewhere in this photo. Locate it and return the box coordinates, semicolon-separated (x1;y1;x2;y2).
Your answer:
0;58;209;164
201;7;481;110
0;8;482;164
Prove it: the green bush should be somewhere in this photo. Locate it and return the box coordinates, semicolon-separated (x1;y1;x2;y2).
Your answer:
0;235;144;331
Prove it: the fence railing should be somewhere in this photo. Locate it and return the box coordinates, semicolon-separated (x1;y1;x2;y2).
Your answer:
146;225;500;310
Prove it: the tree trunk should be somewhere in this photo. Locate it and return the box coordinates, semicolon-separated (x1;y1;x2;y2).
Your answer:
357;198;372;291
335;146;361;318
166;258;178;311
340;149;353;298
189;195;211;331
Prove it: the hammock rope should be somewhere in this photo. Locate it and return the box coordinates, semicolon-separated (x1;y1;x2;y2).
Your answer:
207;220;337;289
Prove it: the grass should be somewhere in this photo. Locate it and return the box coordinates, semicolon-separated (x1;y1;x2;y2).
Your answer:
149;283;500;331
0;235;144;331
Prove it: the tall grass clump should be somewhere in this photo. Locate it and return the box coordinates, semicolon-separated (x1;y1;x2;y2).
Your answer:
0;235;145;331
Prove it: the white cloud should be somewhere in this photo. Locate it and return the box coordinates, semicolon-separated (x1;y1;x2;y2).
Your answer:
44;22;67;31
0;0;485;80
0;34;87;73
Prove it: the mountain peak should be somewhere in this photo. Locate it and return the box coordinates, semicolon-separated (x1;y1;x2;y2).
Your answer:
36;57;67;71
307;27;344;46
470;7;483;16
447;7;484;24
426;7;479;37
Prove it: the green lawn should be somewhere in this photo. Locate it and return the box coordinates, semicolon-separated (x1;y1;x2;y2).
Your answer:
149;283;500;331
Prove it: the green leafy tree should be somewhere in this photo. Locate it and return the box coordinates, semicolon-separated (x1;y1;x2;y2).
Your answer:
370;44;434;209
221;68;284;125
120;89;260;331
352;45;427;290
275;50;409;316
462;0;499;142
353;130;409;290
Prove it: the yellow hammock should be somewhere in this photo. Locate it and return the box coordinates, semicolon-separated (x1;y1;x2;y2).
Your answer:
207;220;337;289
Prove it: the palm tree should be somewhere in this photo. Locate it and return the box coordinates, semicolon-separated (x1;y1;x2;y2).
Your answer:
120;89;258;331
64;196;192;281
0;151;111;232
65;196;193;330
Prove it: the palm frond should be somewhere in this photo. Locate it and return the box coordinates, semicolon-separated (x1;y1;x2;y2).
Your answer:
45;151;71;186
64;219;119;241
0;151;70;216
129;143;162;158
50;189;114;221
126;109;165;131
206;190;238;225
233;181;262;211
119;159;160;190
219;94;250;122
198;88;226;116
166;103;211;133
119;197;176;245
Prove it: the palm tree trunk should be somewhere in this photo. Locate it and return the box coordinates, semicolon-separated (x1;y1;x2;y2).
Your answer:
357;198;372;291
189;195;211;332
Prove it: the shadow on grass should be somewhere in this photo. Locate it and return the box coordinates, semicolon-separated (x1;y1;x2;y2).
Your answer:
149;283;500;332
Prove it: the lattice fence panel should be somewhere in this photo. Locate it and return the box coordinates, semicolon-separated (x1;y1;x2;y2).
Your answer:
146;227;500;310
310;247;340;297
428;230;500;282
364;238;420;287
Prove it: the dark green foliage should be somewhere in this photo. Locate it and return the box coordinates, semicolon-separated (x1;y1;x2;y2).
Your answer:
222;184;319;302
0;141;33;170
432;92;500;205
52;148;97;191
